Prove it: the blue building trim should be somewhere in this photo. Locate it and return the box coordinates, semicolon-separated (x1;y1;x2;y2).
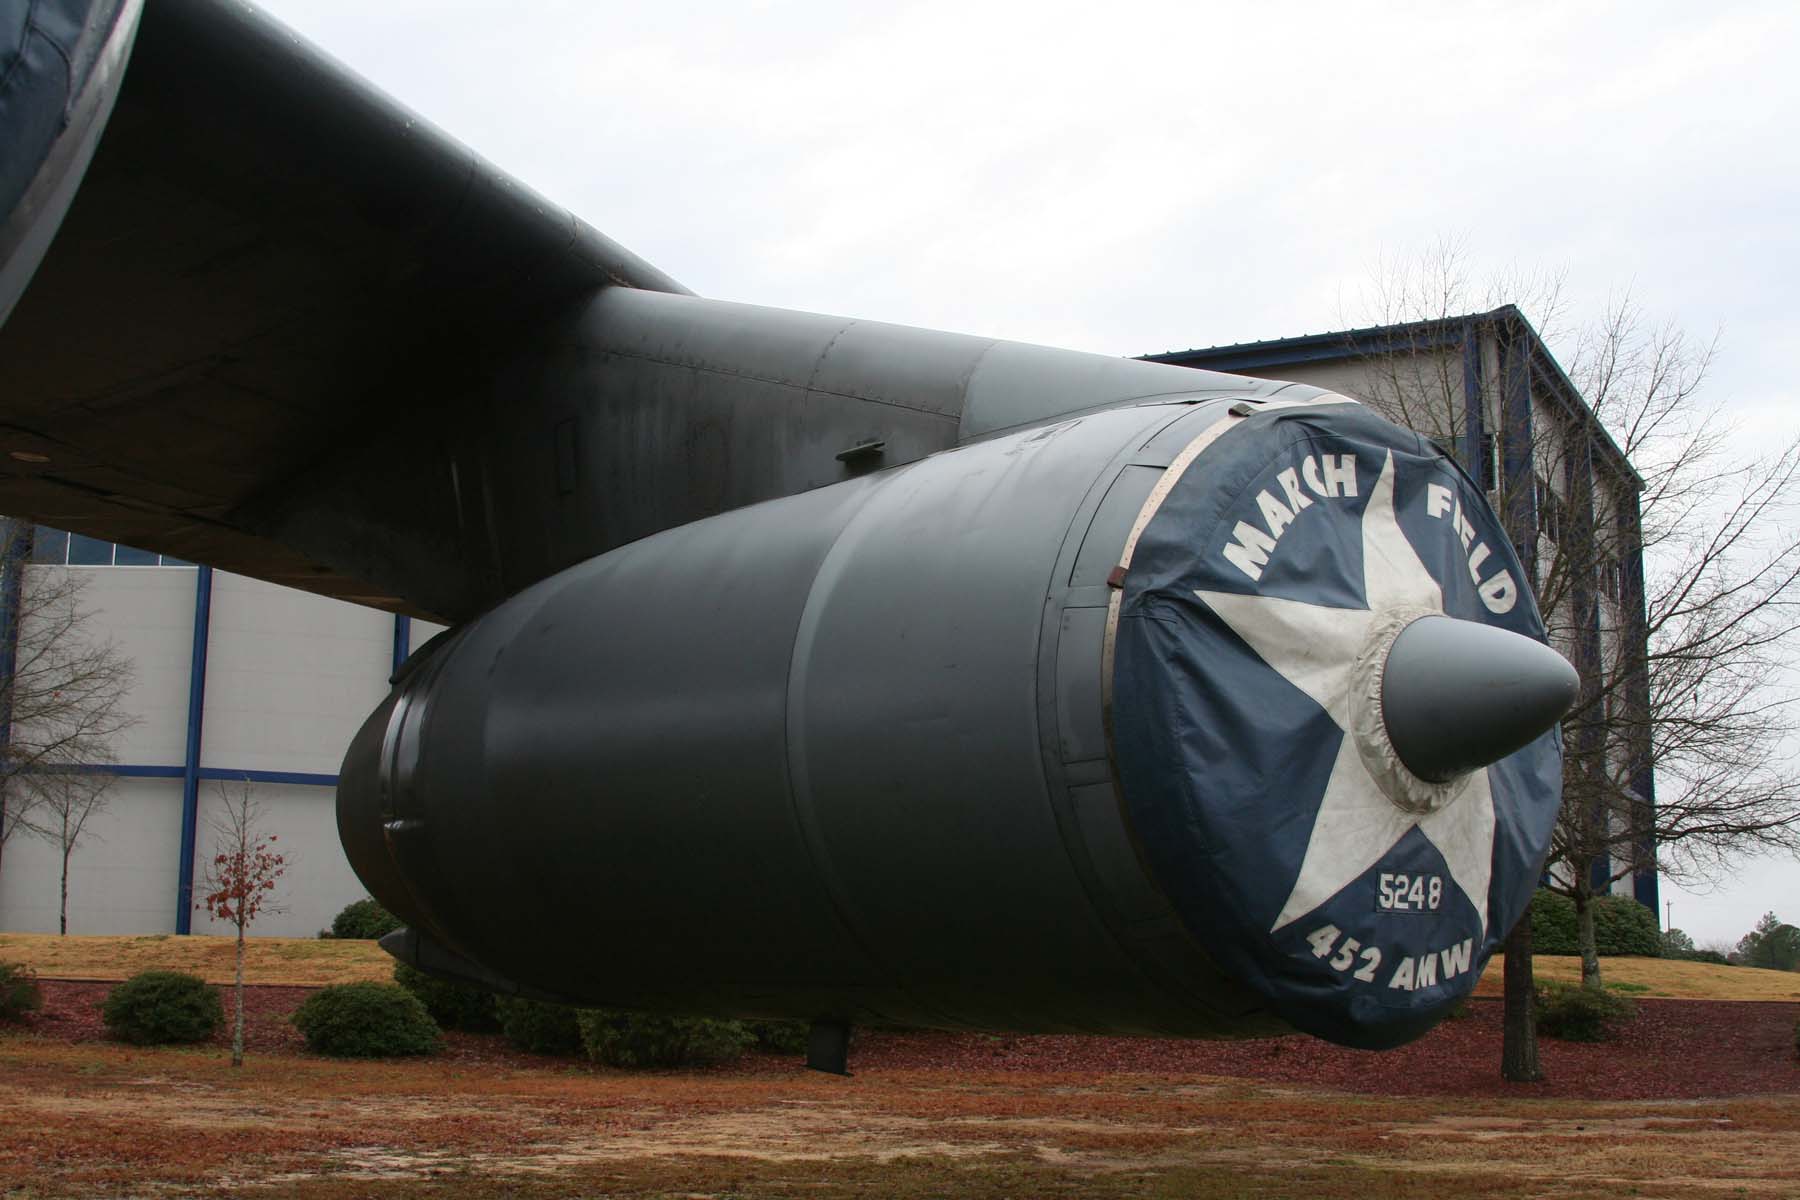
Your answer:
174;565;213;934
202;767;339;788
1620;491;1660;913
82;763;338;787
0;520;28;752
1495;328;1538;581
0;520;28;855
392;614;411;678
1460;320;1485;485
1563;436;1611;899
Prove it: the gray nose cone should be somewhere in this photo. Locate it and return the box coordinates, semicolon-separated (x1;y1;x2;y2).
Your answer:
1381;615;1580;783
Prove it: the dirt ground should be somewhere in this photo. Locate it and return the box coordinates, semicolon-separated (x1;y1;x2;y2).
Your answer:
4;976;1798;1198
1;1031;1795;1199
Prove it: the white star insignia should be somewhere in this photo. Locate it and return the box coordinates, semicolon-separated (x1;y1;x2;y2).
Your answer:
1195;451;1497;937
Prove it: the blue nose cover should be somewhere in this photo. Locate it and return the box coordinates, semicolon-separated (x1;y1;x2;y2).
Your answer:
1110;402;1562;1049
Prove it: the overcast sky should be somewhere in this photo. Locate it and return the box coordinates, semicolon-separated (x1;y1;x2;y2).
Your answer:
255;0;1798;948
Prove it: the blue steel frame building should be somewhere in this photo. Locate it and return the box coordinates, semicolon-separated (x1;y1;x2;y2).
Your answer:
1144;306;1659;914
0;524;441;936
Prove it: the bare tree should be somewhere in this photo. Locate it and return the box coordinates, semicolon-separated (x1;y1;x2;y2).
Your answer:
0;519;136;920
196;780;288;1067
1349;241;1800;1072
23;771;117;934
1532;301;1800;996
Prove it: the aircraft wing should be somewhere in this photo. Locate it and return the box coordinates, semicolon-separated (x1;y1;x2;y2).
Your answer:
0;0;685;618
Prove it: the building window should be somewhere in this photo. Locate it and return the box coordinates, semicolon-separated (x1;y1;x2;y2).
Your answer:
30;525;193;567
1480;433;1500;492
67;533;116;565
1598;557;1623;605
113;544;160;566
29;527;68;564
1535;476;1565;543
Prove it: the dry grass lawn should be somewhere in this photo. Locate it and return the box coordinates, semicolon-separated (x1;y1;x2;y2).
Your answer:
0;932;390;987
0;1035;1795;1199
5;933;1795;1000
1475;953;1800;1001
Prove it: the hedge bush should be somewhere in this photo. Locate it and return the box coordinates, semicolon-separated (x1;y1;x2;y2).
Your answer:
1592;895;1663;956
577;1010;755;1068
101;971;222;1045
746;1018;809;1055
393;963;498;1032
291;983;439;1057
1529;889;1577;953
326;898;402;940
0;961;42;1022
495;996;584;1056
1535;981;1637;1041
1529;890;1662;956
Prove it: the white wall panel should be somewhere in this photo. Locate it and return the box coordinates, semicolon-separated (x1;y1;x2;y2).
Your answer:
0;779;183;934
407;618;449;658
201;573;393;775
28;565;196;767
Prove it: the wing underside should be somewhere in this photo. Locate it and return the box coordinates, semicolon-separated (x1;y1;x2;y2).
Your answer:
0;0;684;617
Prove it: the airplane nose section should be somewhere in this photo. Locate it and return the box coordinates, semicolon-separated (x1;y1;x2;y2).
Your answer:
1381;616;1580;784
1107;400;1570;1048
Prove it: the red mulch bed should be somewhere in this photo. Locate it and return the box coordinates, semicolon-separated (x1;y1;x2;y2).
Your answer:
851;998;1800;1100
18;979;549;1069
16;980;1798;1100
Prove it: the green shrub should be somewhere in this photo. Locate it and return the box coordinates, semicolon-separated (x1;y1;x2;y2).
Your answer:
101;971;222;1045
0;961;43;1022
291;983;439;1057
327;898;402;940
745;1018;809;1055
1592;895;1662;956
1684;948;1733;966
1530;890;1662;956
1535;981;1637;1041
393;963;498;1032
495;995;584;1056
1530;889;1578;954
577;1009;755;1068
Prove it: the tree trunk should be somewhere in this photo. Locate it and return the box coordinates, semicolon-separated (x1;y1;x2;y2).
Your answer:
59;842;70;935
1574;880;1603;990
232;921;246;1068
1501;912;1541;1083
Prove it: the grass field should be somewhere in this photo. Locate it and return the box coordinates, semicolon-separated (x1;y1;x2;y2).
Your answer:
0;932;390;986
1;1036;1795;1199
6;932;1797;999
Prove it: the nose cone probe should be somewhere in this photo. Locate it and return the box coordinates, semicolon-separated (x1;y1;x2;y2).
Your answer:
1381;615;1580;784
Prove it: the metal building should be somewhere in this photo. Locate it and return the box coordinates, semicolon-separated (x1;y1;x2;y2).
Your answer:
0;528;444;937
